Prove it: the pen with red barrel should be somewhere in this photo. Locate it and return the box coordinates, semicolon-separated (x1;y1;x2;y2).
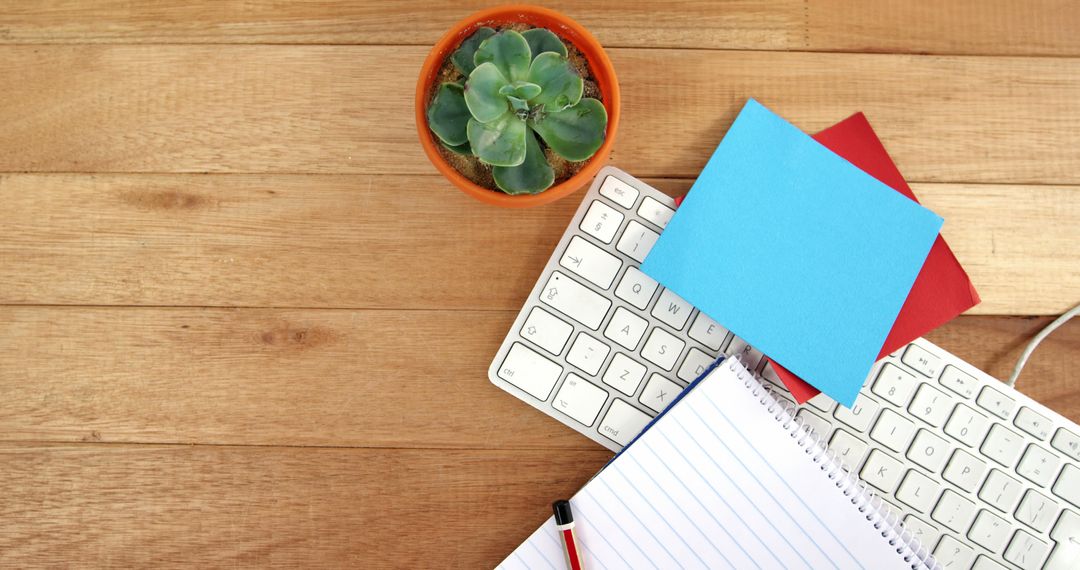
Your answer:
552;500;585;570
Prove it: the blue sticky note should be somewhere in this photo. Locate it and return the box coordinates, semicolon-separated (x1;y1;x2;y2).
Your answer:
640;99;942;407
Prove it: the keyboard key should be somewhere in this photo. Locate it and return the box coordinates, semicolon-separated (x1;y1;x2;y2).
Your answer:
497;343;562;401
1016;489;1059;532
520;307;573;355
934;535;976;568
677;348;715;383
902;343;942;378
981;423;1024;467
872;363;919;407
579;199;624;244
602;353;646;396
726;336;763;370
806;392;836;414
1047;509;1080;570
637;196;675;229
973;555;1010;570
796;409;831;438
566;333;610;376
940;365;978;398
539;272;611;330
968;509;1011;553
897;469;942;513
614;266;658;310
1046;545;1080;570
907;429;950;473
651;288;692;330
828;429;868;470
599;175;638;209
615;220;659;263
869;409;916;453
979;469;1024;513
553;374;607;426
759;362;783;387
833;395;879;433
598;399;651;447
1053;464;1080;508
641;328;685;371
1051;428;1080;462
688;312;729;351
932;489;977;533
944;404;990;447
861;450;904;493
560;236;622;289
1016;444;1061;487
902;515;940;551
604;307;649;350
1014;406;1052;441
639;374;681;413
943;449;988;492
977;385;1016;420
772;392;796;409
908;384;953;427
1004;529;1050;570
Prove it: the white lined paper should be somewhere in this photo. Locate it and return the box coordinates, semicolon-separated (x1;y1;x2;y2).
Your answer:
498;359;932;570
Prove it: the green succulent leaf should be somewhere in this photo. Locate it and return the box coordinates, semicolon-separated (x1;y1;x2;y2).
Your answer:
506;95;530;113
493;129;555;195
426;82;470;146
499;81;542;101
467;112;527;167
451;27;495;76
527;52;583;111
530;98;607;162
463;62;509;123
521;28;567;59
441;139;472;155
473;30;532;82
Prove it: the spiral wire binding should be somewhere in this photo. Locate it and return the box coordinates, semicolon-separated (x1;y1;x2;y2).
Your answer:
726;354;942;570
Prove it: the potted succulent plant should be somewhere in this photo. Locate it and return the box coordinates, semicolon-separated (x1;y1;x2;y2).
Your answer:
416;5;620;207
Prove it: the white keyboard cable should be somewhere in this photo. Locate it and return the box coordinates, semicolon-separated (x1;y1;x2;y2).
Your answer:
1007;301;1080;388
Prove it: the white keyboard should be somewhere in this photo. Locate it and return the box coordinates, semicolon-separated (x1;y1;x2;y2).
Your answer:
489;166;1080;570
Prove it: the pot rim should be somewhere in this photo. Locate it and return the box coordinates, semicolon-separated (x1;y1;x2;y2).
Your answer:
415;4;620;208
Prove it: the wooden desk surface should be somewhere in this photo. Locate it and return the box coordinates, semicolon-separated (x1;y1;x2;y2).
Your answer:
0;1;1078;566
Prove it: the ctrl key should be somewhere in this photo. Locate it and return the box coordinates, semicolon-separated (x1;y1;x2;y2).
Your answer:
497;343;562;401
598;399;652;447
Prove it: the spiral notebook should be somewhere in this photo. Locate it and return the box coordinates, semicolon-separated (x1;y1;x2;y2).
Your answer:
498;358;937;570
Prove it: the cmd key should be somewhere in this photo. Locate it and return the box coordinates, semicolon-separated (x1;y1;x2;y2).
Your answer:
598;400;651;447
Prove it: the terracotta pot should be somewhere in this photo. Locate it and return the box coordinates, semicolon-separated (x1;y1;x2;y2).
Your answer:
415;5;620;208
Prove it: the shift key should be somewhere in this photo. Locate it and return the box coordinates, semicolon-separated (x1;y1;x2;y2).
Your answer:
539;271;612;330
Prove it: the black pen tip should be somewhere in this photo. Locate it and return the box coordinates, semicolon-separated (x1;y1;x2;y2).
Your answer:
552;499;574;525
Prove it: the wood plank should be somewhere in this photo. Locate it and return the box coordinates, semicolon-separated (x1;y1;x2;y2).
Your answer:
2;46;1080;184
1;307;1076;449
0;443;610;567
1;1;1078;57
2;174;1076;315
0;306;589;449
925;317;1080;417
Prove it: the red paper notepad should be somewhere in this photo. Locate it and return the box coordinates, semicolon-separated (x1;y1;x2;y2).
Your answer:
676;113;980;403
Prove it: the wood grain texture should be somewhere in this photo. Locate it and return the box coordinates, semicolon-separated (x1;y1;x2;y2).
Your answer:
1;306;1076;449
1;1;1078;57
2;174;1076;315
0;443;610;568
0;3;1078;567
2;46;1080;184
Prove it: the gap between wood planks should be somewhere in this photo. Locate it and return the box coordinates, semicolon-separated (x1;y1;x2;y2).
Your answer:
1;0;1078;58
